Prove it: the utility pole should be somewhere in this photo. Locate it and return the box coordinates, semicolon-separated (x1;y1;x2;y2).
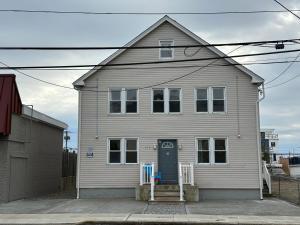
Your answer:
64;130;70;151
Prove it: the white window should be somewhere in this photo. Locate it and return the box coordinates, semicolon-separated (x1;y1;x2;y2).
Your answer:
169;88;181;113
108;138;138;164
197;139;210;163
109;88;138;114
213;138;227;164
152;88;181;113
212;87;225;112
126;89;137;113
195;88;208;112
152;89;165;113
159;40;174;59
196;137;228;164
195;87;226;113
109;89;122;113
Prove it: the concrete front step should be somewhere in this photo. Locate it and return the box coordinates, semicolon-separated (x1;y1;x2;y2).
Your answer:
154;191;180;197
154;185;180;191
149;196;185;203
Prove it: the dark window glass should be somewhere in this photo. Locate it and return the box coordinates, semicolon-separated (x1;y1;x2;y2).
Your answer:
126;140;137;150
213;88;225;112
213;88;224;99
215;139;226;150
126;89;137;100
169;101;180;112
126;152;137;163
198;151;209;163
196;100;208;112
111;90;121;100
110;140;120;150
213;100;224;112
198;140;209;150
126;102;137;113
110;101;121;113
153;90;164;100
196;89;208;112
169;89;180;100
215;151;226;163
153;102;164;112
110;152;121;163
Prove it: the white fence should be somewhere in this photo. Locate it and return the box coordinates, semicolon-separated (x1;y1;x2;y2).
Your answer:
263;161;272;194
179;162;194;201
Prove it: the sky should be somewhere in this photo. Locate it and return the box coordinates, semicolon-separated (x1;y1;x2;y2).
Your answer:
0;0;300;153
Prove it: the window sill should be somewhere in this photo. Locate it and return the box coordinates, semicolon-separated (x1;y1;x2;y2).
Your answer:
107;113;140;116
107;163;139;166
195;163;229;167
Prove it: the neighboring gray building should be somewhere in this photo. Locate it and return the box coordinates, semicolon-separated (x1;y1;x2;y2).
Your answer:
0;74;67;202
73;16;265;201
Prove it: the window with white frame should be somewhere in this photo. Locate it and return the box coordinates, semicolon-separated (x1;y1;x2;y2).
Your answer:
109;88;138;114
196;88;208;112
212;87;225;112
125;139;138;163
152;88;181;113
197;139;210;163
195;87;226;113
108;138;138;164
153;89;165;113
196;137;227;164
126;89;137;113
214;138;227;163
109;139;121;163
159;40;174;59
169;88;181;113
110;89;122;113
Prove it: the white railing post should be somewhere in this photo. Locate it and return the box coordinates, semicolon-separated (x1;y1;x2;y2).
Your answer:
150;162;155;201
179;162;184;201
190;162;194;186
263;161;272;194
140;163;144;185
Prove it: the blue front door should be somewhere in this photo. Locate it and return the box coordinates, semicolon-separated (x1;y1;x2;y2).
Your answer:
158;139;178;184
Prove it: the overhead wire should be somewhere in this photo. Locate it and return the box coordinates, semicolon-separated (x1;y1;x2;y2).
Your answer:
273;0;300;21
1;9;300;15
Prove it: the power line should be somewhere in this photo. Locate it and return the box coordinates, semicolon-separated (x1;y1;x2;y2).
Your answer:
1;9;300;15
266;73;300;89
2;48;300;70
273;0;300;21
0;38;299;50
3;59;300;71
0;60;74;90
265;52;300;85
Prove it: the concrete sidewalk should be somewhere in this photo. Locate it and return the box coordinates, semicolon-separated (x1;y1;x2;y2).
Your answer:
0;213;300;225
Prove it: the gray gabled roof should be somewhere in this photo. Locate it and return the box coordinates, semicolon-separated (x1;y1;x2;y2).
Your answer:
73;15;264;87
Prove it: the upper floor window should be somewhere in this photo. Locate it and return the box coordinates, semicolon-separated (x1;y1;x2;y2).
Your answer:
213;87;225;112
110;89;122;113
109;88;138;114
196;88;208;112
153;89;164;113
159;40;174;59
195;87;226;113
152;88;181;113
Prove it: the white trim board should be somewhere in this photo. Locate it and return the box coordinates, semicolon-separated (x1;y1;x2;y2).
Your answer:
73;15;264;87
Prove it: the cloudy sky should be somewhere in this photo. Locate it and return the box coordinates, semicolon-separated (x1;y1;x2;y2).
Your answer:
0;0;300;153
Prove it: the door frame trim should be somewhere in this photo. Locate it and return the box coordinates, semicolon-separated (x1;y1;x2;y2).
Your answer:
157;139;179;184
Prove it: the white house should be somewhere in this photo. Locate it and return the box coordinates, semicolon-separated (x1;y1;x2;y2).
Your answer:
73;16;265;201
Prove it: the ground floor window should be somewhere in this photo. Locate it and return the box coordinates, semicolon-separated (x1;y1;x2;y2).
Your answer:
196;137;227;164
108;138;138;164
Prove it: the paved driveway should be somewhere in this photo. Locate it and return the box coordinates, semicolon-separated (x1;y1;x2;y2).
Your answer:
0;196;300;216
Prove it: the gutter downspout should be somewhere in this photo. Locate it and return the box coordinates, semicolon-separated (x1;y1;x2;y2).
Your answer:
256;83;265;200
76;90;82;199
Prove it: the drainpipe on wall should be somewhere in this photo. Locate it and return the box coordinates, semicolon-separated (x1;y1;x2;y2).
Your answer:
256;83;265;200
76;91;82;199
